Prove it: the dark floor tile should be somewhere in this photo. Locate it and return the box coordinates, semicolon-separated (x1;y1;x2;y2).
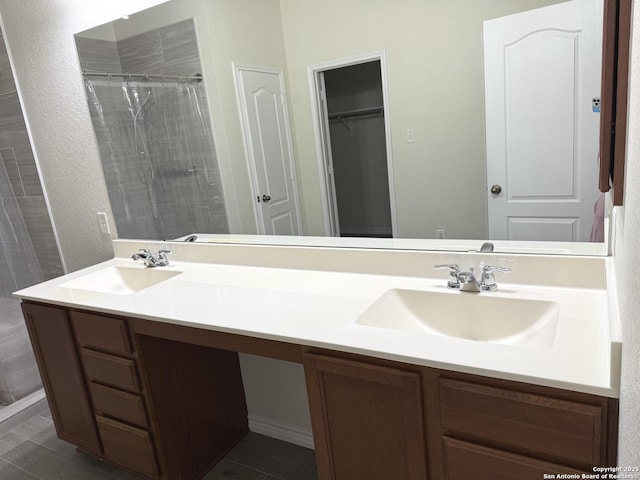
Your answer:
1;440;121;479
203;458;267;480
0;432;22;456
0;458;39;479
225;433;318;480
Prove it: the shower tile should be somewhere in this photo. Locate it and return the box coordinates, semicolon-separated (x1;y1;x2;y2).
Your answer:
0;148;24;197
0;32;17;97
15;197;63;281
13;146;41;197
0;92;30;150
118;30;164;75
0;298;25;330
0;323;41;403
160;20;201;75
0;367;11;405
160;20;198;63
74;37;122;74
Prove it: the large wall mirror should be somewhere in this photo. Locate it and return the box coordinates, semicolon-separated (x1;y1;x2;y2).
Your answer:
74;0;612;255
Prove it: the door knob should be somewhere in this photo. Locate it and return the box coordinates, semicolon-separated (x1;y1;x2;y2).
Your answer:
262;194;271;202
490;185;502;195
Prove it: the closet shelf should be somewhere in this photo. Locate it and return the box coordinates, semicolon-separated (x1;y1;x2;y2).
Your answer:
328;106;384;120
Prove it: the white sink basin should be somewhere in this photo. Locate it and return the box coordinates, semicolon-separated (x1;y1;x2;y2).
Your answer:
59;266;182;295
357;289;560;348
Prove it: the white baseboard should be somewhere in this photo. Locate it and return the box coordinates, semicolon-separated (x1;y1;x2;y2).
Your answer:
248;414;315;450
0;388;48;435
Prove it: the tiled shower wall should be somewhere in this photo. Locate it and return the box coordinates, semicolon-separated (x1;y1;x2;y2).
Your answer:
75;19;228;241
0;28;64;405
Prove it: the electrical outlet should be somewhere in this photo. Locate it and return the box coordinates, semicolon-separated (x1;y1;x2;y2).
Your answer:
437;229;446;239
406;128;415;144
97;212;111;235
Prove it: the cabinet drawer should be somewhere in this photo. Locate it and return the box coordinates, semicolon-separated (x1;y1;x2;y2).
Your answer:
442;437;587;479
439;378;603;465
90;382;148;428
81;349;140;392
72;311;131;355
96;415;159;480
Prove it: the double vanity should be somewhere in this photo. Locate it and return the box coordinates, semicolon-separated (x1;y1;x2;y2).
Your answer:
14;239;621;479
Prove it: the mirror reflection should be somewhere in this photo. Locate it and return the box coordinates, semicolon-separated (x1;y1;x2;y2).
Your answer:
74;0;606;252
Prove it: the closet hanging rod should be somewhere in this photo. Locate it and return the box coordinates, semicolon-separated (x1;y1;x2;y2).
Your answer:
328;106;384;120
83;71;203;83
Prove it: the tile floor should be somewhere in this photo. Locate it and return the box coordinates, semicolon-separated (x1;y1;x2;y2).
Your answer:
0;407;318;480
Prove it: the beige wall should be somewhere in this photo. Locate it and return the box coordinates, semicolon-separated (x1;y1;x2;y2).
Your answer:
613;0;640;466
204;0;289;234
280;0;565;238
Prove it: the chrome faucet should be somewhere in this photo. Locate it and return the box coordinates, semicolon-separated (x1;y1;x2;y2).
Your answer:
479;242;494;252
434;263;511;292
131;248;172;268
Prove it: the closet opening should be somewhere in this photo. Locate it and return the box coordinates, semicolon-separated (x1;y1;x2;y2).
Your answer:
309;54;396;238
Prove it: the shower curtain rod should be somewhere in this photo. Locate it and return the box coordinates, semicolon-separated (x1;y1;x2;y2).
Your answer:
83;71;203;83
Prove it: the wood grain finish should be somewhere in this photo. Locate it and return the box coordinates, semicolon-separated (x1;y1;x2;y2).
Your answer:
128;317;303;363
136;335;249;480
96;415;159;480
71;311;131;355
439;377;603;466
80;349;140;392
442;437;587;480
21;303;620;480
90;382;148;428
21;303;101;455
303;352;427;480
599;0;631;205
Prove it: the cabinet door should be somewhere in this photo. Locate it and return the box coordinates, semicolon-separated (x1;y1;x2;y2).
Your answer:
303;352;427;480
22;303;101;454
442;437;587;480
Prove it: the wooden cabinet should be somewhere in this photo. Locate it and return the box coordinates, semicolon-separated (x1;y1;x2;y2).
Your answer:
21;301;249;480
70;309;161;479
438;377;606;467
304;351;618;480
303;352;428;480
22;301;618;480
441;437;587;480
21;303;101;455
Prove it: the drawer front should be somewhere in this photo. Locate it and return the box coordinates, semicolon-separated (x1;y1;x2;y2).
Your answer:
442;437;587;480
96;415;159;480
82;349;140;392
439;378;603;465
72;311;132;355
90;382;148;428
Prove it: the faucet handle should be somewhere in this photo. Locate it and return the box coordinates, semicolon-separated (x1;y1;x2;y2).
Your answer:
433;264;461;289
482;265;511;274
156;249;172;266
480;264;511;291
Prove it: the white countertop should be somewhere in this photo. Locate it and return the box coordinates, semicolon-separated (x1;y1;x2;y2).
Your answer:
14;249;620;398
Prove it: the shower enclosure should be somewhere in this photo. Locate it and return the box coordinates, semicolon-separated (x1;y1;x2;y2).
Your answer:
0;28;64;408
76;19;228;241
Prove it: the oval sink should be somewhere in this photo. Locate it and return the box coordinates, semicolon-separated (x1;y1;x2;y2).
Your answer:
357;289;560;348
59;266;182;295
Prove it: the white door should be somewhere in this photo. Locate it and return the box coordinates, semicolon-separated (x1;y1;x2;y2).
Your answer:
484;0;602;242
317;71;341;236
235;66;302;235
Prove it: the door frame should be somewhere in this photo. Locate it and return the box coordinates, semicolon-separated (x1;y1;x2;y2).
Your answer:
307;51;397;237
233;63;303;235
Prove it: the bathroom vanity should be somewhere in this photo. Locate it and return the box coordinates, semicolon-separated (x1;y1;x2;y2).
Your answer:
15;240;621;480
